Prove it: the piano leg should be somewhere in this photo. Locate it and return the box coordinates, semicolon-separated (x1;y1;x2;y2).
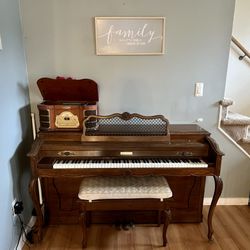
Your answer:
29;177;44;242
207;175;223;240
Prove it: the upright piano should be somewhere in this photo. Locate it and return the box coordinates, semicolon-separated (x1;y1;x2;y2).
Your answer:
28;112;223;242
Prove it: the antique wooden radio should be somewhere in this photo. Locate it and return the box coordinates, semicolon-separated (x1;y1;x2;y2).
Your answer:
37;77;98;131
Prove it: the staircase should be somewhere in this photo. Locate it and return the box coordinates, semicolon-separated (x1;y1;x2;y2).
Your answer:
219;99;250;156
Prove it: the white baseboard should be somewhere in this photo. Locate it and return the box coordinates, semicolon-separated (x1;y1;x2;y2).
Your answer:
203;197;249;205
16;216;36;250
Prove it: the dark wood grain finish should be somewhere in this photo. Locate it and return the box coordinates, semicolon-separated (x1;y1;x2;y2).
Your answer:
37;77;98;131
27;123;224;244
42;176;204;225
37;78;99;102
38;103;97;131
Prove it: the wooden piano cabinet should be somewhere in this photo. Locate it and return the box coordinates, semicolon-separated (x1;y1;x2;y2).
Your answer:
28;120;224;243
42;176;205;225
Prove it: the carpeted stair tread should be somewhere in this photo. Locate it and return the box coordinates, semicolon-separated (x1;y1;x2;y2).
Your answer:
241;135;250;143
221;111;250;125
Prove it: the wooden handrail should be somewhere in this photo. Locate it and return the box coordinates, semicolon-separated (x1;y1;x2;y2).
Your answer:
231;36;250;60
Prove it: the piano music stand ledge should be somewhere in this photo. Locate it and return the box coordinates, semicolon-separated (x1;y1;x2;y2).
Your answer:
77;176;172;248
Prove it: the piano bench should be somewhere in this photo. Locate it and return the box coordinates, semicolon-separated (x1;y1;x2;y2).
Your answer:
77;176;172;248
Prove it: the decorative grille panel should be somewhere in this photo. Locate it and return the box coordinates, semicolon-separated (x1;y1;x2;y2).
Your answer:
83;112;169;136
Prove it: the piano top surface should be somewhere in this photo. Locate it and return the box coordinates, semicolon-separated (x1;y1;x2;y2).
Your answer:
27;124;216;159
37;124;210;142
168;124;209;134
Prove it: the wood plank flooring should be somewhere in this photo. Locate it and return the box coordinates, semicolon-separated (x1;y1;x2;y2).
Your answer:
23;206;250;250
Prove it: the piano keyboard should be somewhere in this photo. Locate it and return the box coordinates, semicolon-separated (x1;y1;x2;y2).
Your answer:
53;158;208;169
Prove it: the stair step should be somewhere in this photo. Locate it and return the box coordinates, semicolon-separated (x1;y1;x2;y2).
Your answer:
242;134;250;143
221;111;250;125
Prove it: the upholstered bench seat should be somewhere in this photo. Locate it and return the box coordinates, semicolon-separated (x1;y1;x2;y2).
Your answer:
78;175;172;248
78;176;172;201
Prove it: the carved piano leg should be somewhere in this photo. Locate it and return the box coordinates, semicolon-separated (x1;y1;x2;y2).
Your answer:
29;177;44;242
207;175;223;240
162;208;171;246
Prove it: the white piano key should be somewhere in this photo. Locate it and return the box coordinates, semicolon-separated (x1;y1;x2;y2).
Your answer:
53;158;208;169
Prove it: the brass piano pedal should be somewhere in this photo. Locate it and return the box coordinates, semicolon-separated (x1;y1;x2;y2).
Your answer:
122;221;135;231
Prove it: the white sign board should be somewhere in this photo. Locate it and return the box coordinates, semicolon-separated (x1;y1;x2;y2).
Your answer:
95;17;165;55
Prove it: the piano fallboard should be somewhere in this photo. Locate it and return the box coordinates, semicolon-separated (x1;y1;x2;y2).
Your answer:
38;142;209;157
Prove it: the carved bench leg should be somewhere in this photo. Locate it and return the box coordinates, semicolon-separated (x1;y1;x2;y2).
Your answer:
157;210;161;227
162;208;171;246
86;211;91;228
80;211;87;248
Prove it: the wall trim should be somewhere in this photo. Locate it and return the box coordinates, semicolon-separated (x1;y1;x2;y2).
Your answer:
204;197;249;205
16;216;35;250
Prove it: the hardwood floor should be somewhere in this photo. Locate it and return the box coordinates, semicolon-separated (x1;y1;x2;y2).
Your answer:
23;206;250;250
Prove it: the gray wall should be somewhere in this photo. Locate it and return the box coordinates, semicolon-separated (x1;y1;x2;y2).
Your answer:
21;0;249;200
21;0;234;127
0;0;32;249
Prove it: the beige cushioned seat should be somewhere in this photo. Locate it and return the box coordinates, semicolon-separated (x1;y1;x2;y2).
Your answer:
78;176;172;202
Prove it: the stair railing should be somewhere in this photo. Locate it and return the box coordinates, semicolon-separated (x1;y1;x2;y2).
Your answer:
231;36;250;60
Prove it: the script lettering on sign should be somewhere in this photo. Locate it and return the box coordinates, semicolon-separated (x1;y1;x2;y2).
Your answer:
95;17;165;55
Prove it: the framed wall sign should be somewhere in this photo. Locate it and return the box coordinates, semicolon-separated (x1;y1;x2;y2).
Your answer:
95;17;165;55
